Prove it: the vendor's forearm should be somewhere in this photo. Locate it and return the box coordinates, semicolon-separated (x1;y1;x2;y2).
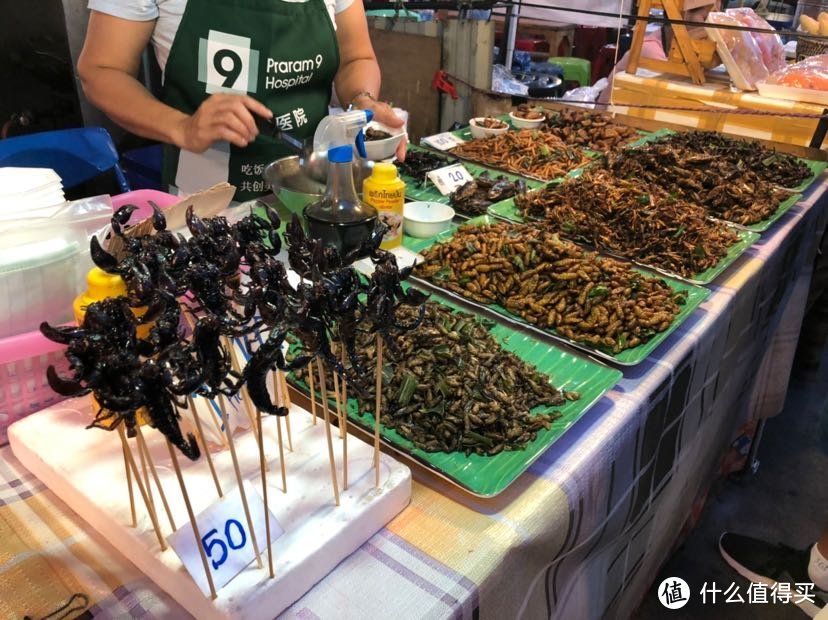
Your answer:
79;68;189;147
334;59;382;108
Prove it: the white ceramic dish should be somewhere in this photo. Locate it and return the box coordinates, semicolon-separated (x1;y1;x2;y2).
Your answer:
403;201;455;238
509;111;545;129
363;121;406;161
468;117;510;139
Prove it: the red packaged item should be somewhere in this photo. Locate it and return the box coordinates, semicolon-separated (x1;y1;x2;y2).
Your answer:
766;54;828;90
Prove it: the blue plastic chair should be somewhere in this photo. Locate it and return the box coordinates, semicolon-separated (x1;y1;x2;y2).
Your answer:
0;127;130;193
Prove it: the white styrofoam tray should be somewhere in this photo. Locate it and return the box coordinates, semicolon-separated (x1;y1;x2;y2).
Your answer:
9;397;411;619
756;80;828;106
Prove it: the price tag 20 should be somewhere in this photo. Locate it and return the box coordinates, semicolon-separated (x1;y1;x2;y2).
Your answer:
168;481;283;595
421;132;466;151
427;164;474;196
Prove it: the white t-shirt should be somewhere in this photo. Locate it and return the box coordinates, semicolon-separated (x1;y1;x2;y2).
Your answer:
88;0;353;73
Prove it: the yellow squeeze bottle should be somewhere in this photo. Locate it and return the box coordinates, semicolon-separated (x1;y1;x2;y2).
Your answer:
363;162;405;250
73;266;150;426
73;267;150;337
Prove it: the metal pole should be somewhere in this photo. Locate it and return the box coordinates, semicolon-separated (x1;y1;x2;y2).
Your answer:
505;0;521;71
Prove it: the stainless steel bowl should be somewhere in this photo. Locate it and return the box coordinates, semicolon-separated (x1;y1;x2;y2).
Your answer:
263;155;372;215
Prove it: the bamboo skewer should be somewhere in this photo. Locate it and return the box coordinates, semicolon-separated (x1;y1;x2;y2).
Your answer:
117;425;166;550
307;368;318;426
218;393;263;569
340;346;349;491
257;412;274;578
180;313;227;449
122;436;137;527
280;372;292;409
165;439;218;600
225;337;261;446
331;360;348;490
332;368;345;438
374;336;383;488
136;425;177;532
315;359;340;506
274;414;287;493
283;412;293;453
269;373;288;489
274;372;293;452
136;429;155;513
206;397;229;448
188;395;223;498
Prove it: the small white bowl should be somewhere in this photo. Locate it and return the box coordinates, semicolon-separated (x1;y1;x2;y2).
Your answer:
404;201;455;238
509;111;545;129
468;117;510;140
363;121;406;161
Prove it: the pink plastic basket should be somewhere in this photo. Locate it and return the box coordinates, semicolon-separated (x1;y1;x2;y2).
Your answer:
0;329;69;444
111;188;180;223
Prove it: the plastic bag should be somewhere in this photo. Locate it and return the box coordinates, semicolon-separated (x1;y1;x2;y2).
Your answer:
492;64;529;96
765;54;828;89
706;12;769;89
0;194;113;338
561;78;609;108
726;8;786;74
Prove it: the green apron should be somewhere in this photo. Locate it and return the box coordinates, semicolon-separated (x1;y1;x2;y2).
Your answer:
161;0;340;202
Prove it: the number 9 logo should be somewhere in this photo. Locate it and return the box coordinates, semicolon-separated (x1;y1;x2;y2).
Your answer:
200;30;260;94
214;49;243;88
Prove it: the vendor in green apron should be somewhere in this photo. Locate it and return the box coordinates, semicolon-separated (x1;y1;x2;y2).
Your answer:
77;0;404;202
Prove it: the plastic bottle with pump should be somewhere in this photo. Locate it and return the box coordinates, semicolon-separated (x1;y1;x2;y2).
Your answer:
363;162;405;250
304;110;379;256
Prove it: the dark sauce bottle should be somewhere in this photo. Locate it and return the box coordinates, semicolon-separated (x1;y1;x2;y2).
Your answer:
304;145;378;257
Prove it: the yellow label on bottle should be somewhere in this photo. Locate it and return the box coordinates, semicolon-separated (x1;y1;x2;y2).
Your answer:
363;164;405;250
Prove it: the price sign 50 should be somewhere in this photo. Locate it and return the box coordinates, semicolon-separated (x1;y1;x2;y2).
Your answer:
169;482;283;595
202;519;248;569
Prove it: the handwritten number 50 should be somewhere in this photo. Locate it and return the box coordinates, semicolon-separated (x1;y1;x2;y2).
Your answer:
201;519;247;570
214;49;242;88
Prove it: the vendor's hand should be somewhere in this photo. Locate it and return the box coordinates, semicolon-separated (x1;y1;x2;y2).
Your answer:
175;94;272;152
360;99;407;161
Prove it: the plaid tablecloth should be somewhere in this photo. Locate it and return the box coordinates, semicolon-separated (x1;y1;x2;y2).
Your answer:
2;176;827;620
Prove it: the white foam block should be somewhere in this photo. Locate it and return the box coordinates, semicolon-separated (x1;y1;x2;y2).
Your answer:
9;398;411;619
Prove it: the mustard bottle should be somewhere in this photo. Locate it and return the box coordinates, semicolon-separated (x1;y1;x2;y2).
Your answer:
363;162;405;250
73;267;150;338
73;266;150;427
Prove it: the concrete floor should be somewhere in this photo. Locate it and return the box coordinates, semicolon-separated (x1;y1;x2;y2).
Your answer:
634;350;828;620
